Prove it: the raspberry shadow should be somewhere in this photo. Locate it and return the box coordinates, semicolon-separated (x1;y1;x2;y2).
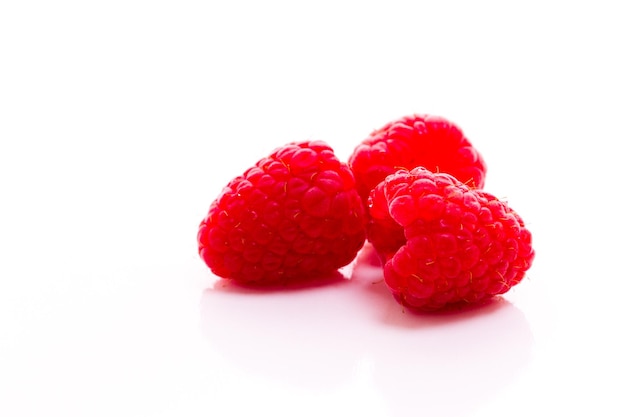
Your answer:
209;269;350;294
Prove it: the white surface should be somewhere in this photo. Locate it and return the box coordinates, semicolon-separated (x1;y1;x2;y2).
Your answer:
1;1;624;416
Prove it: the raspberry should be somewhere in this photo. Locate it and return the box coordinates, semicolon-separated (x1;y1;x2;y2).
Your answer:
368;167;534;311
198;140;367;285
348;114;487;205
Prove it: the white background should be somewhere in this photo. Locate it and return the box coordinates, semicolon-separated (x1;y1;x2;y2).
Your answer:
1;1;624;416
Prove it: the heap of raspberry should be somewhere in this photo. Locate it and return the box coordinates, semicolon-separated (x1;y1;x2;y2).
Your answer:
198;140;367;285
368;167;534;311
348;114;487;205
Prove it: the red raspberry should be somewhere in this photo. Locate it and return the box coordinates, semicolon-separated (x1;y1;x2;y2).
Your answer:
348;114;487;205
198;140;367;285
368;167;534;311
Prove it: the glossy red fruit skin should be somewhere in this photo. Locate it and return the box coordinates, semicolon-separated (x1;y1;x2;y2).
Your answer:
349;114;487;205
198;140;367;285
368;167;534;311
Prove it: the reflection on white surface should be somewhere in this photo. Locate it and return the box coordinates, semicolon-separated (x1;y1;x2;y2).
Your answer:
201;244;532;417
